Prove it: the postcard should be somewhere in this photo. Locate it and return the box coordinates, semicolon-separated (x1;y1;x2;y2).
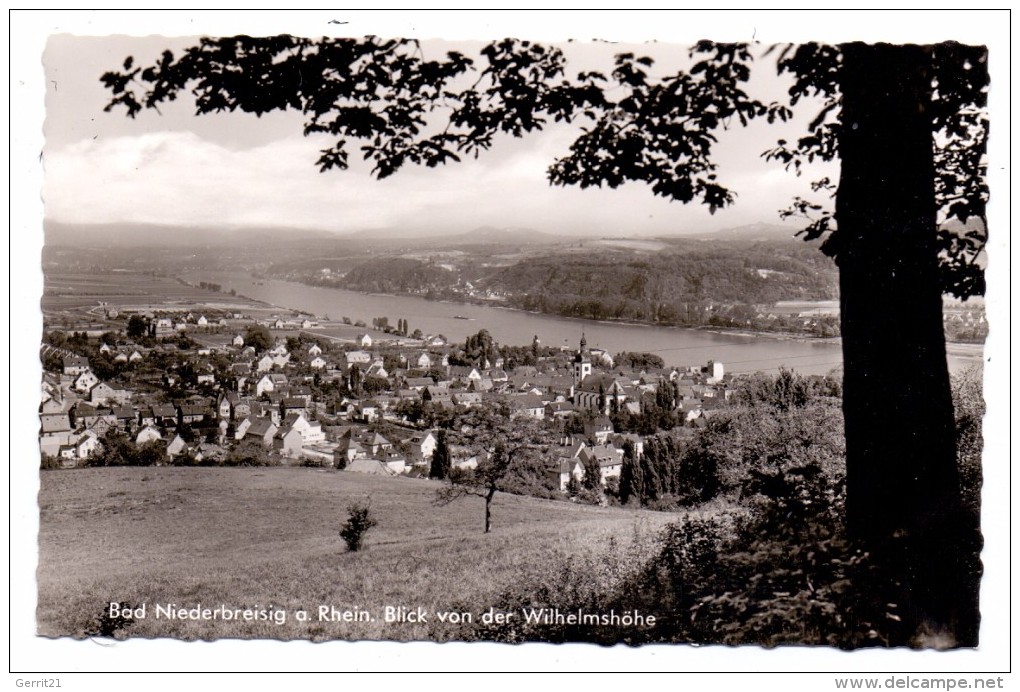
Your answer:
11;9;1011;684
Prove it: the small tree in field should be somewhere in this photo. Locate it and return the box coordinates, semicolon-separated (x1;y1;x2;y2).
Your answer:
339;500;378;552
435;407;546;533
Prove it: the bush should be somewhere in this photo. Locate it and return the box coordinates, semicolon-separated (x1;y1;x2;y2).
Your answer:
339;500;378;552
40;454;64;470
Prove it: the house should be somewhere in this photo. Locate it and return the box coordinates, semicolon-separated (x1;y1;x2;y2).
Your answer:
345;350;372;366
340;428;393;457
245;417;278;447
550;456;586;492
89;382;132;406
151;403;178;427
40;394;68;415
57;444;79;464
73;370;99;393
469;377;494;393
74;430;100;462
273;424;304;458
579;445;625;483
452;392;482;408
40;430;77;459
234;398;256;420
166;434;188;459
281;412;324;445
354;401;380;423
155;317;174;336
510;394;546;419
583;416;614;444
135;425;163;445
309;356;327;370
333;437;368;467
62;355;90;376
217;390;240;419
256;355;275;373
402;430;437;466
255;373;288;397
39;413;73;435
411;353;433;369
449;366;481;383
366;361;388;379
545;401;576;419
378;450;408;474
232;334;245;347
177;403;210;425
355;334;373;348
87;415;116;438
307;343;323;356
280;397;308;417
233;417;253;440
405;377;435;391
112;405;138;430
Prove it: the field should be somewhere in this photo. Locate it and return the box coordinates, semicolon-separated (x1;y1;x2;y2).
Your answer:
37;467;677;642
42;271;290;324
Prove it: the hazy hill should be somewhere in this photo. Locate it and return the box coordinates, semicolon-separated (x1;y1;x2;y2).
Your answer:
44;220;335;247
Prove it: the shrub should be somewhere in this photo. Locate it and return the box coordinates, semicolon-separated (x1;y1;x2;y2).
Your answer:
40;454;64;470
339;500;378;552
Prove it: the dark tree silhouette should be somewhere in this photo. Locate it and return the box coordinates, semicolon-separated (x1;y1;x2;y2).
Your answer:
429;429;451;480
100;36;987;646
243;324;272;354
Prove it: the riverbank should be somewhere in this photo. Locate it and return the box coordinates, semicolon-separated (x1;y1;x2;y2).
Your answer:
264;275;844;343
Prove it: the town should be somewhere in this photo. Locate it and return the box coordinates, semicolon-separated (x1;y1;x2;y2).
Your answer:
38;277;757;503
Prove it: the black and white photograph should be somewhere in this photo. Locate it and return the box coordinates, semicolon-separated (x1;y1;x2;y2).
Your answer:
11;9;1010;683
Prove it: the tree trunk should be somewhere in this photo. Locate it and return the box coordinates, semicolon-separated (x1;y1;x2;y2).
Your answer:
484;488;494;534
836;43;980;647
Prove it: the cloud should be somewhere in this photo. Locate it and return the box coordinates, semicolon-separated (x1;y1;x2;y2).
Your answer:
42;123;812;236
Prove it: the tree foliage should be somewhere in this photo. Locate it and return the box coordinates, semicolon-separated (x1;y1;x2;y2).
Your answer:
429;430;451;480
244;324;272;354
434;406;547;533
339;500;378;552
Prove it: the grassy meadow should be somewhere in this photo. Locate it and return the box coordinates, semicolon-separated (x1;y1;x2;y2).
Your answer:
37;467;677;642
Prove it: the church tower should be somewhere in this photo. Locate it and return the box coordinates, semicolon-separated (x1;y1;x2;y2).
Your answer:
573;332;592;387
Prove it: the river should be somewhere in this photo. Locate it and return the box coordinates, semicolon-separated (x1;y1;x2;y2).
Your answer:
186;272;981;377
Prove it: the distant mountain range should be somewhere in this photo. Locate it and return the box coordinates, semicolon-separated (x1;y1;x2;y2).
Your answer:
43;221;335;247
677;222;804;242
44;219;804;248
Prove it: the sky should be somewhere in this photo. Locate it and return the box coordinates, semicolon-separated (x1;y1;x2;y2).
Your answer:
10;9;1013;680
39;29;840;238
